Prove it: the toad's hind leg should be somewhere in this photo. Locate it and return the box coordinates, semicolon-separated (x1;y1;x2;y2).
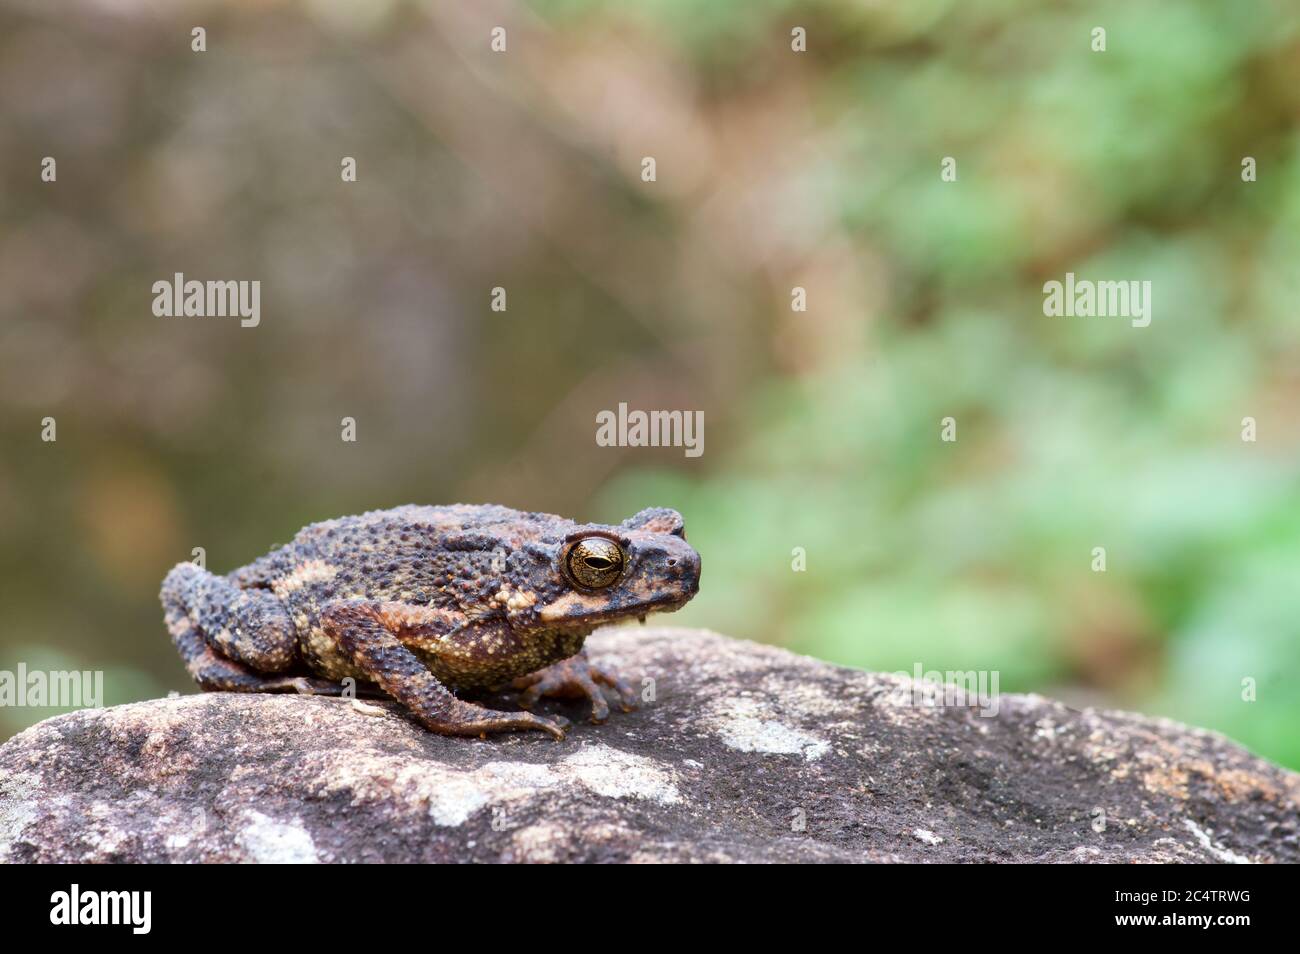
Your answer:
161;561;302;691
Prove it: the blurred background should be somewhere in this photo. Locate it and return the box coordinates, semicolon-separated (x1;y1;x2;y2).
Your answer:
2;0;1298;768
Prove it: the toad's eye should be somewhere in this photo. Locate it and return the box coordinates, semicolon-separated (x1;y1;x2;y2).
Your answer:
564;537;625;589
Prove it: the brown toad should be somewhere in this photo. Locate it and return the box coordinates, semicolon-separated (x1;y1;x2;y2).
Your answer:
160;504;701;739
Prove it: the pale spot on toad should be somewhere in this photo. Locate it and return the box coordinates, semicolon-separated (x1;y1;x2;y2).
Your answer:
495;586;537;612
273;559;338;597
538;591;605;622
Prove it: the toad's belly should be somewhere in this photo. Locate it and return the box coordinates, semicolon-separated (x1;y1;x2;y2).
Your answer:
417;630;588;690
297;621;587;690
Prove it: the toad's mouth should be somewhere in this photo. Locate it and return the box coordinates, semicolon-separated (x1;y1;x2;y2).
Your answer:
536;588;695;628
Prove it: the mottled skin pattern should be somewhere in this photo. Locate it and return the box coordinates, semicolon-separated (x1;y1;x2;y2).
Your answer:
160;505;701;739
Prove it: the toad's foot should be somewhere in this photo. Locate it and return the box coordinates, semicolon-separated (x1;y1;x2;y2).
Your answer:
433;700;570;740
512;652;638;724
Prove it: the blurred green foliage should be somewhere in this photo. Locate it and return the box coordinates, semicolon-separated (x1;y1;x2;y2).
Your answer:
2;0;1297;768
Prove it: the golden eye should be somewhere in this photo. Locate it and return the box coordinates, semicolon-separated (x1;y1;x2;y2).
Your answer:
565;537;625;589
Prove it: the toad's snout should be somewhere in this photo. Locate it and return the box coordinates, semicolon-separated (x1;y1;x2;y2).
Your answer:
638;535;701;602
668;540;701;597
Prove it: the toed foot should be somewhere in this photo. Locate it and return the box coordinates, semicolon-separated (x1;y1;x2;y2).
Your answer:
430;700;570;741
512;652;639;723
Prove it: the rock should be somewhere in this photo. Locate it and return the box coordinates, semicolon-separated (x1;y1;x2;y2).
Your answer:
1;628;1296;863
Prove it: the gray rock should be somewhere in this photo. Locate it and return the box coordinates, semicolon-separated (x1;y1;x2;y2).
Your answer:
1;628;1296;863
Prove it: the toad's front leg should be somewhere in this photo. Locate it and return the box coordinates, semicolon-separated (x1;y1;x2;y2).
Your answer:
322;601;566;740
512;650;639;723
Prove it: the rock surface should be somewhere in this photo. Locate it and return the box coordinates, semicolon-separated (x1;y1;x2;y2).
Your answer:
1;628;1297;863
